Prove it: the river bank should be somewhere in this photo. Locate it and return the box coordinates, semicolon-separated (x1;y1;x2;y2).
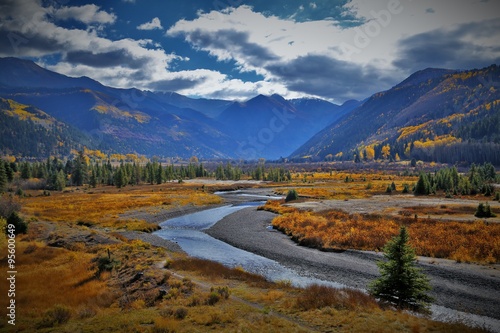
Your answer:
206;206;500;323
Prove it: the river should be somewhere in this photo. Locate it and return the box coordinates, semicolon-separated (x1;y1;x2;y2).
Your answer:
154;201;344;288
153;190;500;332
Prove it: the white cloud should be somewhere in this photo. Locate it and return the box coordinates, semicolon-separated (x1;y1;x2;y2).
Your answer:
137;17;163;30
1;0;499;102
0;0;183;90
53;4;116;25
166;1;500;101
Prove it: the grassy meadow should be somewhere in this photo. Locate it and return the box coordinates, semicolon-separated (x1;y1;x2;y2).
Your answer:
0;168;498;332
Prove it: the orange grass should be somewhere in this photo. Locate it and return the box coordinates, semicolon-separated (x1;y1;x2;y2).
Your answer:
0;241;114;321
21;184;222;231
270;203;500;263
274;171;419;200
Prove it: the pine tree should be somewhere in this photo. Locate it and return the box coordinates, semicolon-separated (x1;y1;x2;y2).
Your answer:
369;226;433;312
71;151;88;186
6;211;28;235
414;173;429;195
156;163;163;184
55;170;66;191
285;189;299;202
20;162;31;179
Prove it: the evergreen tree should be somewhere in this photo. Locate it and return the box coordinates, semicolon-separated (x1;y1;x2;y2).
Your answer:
369;226;433;312
4;162;13;182
414;173;430;195
285;189;299;202
55;170;66;191
156;163;163;184
475;202;496;218
89;168;97;188
6;211;28;235
71;151;88;186
114;166;127;188
20;162;31;179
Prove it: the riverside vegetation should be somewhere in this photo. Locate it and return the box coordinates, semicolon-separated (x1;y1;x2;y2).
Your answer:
0;155;499;332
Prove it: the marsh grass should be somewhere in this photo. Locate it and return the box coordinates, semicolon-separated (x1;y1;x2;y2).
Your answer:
270;203;500;263
20;183;222;231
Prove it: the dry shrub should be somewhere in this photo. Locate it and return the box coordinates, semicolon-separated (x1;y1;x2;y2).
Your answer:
36;304;72;328
174;307;188;319
153;317;179;333
272;204;500;263
258;200;297;214
170;258;271;287
296;285;378;311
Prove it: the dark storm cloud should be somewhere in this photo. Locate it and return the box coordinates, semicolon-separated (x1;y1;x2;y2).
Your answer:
183;29;278;64
393;19;500;72
266;54;395;101
149;77;207;91
65;50;146;69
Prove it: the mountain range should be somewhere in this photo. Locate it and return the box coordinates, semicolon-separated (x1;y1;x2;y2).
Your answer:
0;57;499;164
0;57;356;160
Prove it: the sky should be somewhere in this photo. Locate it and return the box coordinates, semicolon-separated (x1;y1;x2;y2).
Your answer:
0;0;499;104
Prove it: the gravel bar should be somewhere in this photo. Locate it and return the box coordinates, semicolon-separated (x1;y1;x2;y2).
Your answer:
207;207;500;321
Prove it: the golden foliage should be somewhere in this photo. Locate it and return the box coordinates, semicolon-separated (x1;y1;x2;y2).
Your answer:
21;184;222;231
271;205;500;263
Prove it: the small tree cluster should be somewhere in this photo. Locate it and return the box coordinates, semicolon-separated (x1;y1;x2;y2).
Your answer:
475;202;496;218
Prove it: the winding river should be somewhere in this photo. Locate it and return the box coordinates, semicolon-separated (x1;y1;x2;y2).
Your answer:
154;201;344;288
153;190;500;332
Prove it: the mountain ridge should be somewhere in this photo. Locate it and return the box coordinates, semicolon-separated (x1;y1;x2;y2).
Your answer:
0;57;352;159
290;64;500;165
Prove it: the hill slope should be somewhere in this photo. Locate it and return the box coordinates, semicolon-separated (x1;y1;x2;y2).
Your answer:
0;58;238;159
291;65;500;165
0;98;96;157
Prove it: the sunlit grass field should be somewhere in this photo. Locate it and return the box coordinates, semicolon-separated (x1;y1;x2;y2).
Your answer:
0;171;497;331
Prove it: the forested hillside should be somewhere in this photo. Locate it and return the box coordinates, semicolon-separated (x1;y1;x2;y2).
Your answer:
0;98;97;157
291;65;500;165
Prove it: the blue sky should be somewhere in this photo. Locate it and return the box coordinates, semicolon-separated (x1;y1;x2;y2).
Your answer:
1;0;499;103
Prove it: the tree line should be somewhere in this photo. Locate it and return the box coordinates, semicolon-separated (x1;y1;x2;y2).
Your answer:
413;163;498;196
0;153;301;192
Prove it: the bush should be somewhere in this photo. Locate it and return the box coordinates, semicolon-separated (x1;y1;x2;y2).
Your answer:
94;255;120;276
285;189;299;202
174;307;188;320
205;292;220;305
475;202;496;218
296;284;377;311
36;304;71;328
5;212;27;235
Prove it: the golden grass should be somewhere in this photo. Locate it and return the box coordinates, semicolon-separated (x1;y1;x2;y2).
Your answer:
269;202;500;263
0;241;115;326
273;171;419;200
21;183;222;231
